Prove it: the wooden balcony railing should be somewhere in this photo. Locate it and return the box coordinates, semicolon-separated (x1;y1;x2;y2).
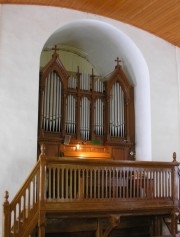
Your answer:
2;146;180;237
46;161;174;200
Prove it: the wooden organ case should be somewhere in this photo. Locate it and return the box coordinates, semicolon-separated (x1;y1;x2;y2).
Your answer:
38;51;135;160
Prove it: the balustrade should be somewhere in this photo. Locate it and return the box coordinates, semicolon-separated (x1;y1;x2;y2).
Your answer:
46;161;174;201
2;148;180;237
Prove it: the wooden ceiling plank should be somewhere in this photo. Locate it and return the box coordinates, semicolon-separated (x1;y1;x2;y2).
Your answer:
0;0;180;47
130;1;180;25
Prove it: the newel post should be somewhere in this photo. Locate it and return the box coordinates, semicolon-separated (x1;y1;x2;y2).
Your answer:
172;152;179;204
39;144;46;204
2;191;10;237
171;152;179;236
38;144;47;237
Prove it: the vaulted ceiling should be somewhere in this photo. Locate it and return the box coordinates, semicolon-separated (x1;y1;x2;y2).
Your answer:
1;0;180;47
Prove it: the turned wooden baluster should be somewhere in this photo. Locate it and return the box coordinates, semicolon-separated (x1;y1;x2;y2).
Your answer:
2;191;10;237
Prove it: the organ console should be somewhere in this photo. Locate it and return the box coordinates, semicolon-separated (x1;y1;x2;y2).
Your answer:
60;143;112;159
38;50;135;160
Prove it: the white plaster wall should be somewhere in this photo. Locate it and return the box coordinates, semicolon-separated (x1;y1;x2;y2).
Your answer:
0;4;180;232
137;38;180;162
177;47;180;118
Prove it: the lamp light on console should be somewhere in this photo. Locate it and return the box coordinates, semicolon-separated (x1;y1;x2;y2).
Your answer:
76;144;80;150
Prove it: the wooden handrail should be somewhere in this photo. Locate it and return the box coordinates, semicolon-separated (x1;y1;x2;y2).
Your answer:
10;159;40;209
46;156;180;168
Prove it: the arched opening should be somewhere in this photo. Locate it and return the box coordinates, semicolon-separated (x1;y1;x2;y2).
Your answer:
39;19;151;160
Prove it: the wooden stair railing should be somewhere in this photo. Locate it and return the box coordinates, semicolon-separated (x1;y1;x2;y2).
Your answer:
2;145;47;237
2;146;180;237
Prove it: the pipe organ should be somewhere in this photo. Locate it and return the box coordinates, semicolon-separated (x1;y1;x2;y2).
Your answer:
38;51;135;160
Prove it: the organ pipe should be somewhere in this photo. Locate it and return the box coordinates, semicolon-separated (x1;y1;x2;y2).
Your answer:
80;97;90;141
42;71;62;132
109;82;125;137
65;95;76;134
94;98;104;136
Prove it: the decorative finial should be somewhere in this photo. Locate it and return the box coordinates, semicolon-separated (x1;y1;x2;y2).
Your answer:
173;152;176;162
115;57;121;67
52;45;58;54
40;144;46;156
4;191;9;204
